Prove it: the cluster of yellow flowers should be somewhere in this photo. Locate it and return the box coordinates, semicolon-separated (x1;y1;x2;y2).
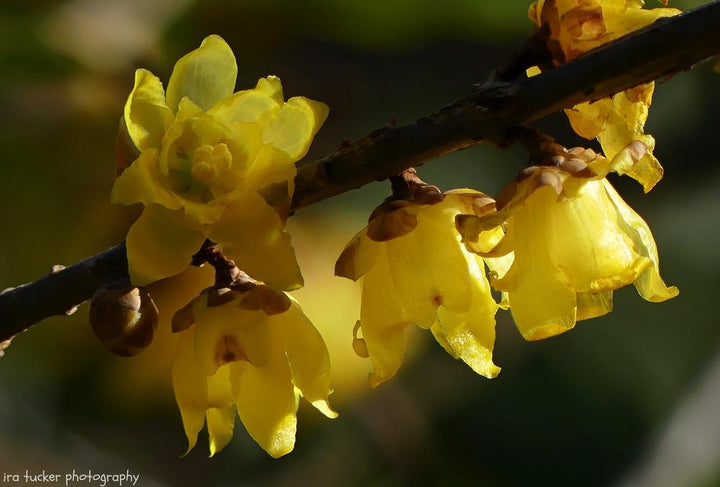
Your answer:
112;35;333;457
108;0;680;459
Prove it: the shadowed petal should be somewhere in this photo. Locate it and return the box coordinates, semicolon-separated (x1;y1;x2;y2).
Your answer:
125;204;206;286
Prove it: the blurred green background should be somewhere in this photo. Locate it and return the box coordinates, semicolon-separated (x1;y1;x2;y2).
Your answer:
1;0;719;486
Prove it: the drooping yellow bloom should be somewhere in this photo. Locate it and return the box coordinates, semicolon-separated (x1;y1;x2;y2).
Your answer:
528;0;680;191
457;147;678;341
112;35;328;289
336;189;508;387
171;284;336;458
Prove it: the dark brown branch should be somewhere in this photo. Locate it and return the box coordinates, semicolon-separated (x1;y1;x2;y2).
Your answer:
1;0;719;340
293;0;720;208
0;246;128;339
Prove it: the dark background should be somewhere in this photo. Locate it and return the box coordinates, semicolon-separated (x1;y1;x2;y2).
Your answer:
0;0;719;486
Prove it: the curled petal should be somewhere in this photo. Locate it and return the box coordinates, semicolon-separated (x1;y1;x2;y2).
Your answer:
281;299;337;419
172;330;208;454
166;35;238;113
262;97;329;160
125;204;206;286
603;180;678;301
124;69;173;151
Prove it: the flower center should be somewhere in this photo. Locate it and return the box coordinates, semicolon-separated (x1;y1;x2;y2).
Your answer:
190;143;233;185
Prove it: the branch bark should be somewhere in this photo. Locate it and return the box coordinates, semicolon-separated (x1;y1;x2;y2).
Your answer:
1;0;719;340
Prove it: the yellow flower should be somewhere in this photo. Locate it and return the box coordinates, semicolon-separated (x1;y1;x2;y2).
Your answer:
111;35;328;289
528;0;680;192
457;147;678;341
171;284;336;458
336;189;508;387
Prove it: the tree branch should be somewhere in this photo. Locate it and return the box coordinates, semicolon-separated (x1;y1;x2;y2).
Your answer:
293;0;720;207
1;0;719;340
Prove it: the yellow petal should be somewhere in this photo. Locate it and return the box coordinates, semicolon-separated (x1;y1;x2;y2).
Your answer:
110;149;180;209
208;86;281;126
433;273;500;378
172;330;208;454
207;363;235;408
125;204;206;286
546;179;648;292
166;35;238;113
565;100;609;140
603;180;679;301
210;192;302;291
601;4;680;40
262;97;329;160
177;197;227;229
280;299;337;418
124;69;173;151
495;187;578;340
384;204;477;323
606;134;662;193
243;144;296;191
359;245;412;387
499;259;577;341
255;75;284;103
205;363;236;456
230;358;299;458
192;303;272;376
221;122;266;178
207;406;236;457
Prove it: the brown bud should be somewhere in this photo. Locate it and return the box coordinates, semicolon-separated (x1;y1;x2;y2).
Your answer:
89;283;159;357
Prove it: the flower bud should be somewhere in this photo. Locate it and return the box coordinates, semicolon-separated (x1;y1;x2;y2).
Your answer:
89;283;159;356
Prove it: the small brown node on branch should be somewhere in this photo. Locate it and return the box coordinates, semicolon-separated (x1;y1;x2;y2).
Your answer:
191;240;244;288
